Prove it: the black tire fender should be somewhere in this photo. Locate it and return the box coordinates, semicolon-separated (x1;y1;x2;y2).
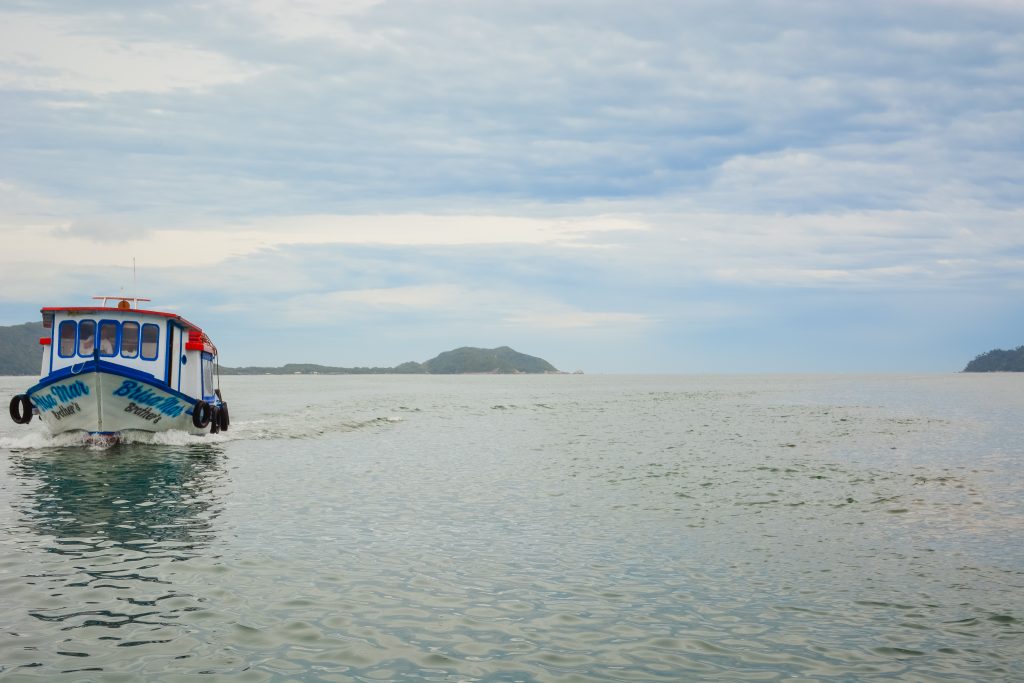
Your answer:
192;400;211;429
218;402;230;431
9;394;33;424
209;405;221;434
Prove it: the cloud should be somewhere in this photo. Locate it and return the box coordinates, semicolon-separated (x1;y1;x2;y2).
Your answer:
652;208;1024;289
504;310;655;331
1;0;1022;370
0;12;262;94
3;1;1020;216
235;276;655;344
49;217;154;242
221;0;386;42
287;284;466;319
0;206;649;280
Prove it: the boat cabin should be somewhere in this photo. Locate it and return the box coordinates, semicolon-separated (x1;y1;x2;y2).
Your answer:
40;298;220;404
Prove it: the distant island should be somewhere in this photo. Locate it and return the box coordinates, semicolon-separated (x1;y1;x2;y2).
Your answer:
0;322;44;375
0;322;560;375
963;346;1024;372
221;346;561;375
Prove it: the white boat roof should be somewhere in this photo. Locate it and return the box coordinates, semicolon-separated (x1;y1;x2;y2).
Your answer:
42;299;217;353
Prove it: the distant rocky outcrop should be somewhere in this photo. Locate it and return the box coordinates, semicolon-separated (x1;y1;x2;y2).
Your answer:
0;322;44;375
963;346;1024;372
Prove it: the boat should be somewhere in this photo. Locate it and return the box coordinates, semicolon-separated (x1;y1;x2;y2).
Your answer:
8;296;229;443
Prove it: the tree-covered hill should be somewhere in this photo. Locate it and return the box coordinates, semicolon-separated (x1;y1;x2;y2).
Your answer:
0;322;44;375
963;346;1024;372
422;346;557;374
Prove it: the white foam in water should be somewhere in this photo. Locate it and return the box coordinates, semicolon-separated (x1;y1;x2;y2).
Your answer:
0;429;90;450
119;426;257;446
119;429;212;446
0;425;245;449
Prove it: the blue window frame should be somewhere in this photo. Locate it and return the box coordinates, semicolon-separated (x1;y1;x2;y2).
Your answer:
98;320;119;357
121;321;140;358
140;323;160;361
78;320;96;357
58;320;77;358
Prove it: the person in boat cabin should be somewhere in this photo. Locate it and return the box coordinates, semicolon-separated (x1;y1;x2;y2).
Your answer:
80;332;95;355
100;325;116;355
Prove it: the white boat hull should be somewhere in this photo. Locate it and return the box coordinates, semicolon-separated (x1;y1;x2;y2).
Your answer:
26;363;206;438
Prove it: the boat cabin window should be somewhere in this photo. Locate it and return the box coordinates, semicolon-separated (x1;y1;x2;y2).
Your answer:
202;353;215;396
58;321;76;357
140;323;160;360
121;321;140;358
53;318;162;362
98;321;118;357
78;320;96;356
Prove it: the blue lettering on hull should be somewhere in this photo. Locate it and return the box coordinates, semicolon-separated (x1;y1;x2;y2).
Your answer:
112;380;185;418
32;380;90;411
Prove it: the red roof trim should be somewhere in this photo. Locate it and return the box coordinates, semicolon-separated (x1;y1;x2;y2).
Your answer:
41;306;205;334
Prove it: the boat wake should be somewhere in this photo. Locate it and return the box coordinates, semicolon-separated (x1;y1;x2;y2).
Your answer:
0;428;216;450
1;415;404;451
0;429;98;451
222;414;404;442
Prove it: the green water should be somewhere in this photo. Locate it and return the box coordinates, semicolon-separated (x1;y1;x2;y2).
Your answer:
1;374;1021;681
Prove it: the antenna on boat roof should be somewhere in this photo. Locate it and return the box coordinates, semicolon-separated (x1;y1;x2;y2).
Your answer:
133;257;137;307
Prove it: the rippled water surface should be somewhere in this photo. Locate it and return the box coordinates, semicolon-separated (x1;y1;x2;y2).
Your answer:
1;374;1022;681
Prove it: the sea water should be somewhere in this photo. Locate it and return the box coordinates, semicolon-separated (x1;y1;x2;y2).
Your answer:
0;374;1021;681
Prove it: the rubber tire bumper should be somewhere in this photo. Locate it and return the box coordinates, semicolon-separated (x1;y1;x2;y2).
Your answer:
9;394;33;424
192;400;211;429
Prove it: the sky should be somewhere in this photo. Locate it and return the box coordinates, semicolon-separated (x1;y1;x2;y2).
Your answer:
1;0;1022;372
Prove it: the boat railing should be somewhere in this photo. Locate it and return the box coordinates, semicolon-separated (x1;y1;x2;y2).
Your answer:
91;296;152;310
